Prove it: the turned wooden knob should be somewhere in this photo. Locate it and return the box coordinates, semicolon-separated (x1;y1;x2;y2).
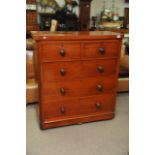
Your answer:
60;68;66;76
96;84;103;91
60;106;65;114
59;49;66;57
60;88;66;95
95;102;102;109
99;48;105;55
97;66;104;73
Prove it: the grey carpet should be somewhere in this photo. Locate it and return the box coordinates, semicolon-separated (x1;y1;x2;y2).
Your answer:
27;93;129;155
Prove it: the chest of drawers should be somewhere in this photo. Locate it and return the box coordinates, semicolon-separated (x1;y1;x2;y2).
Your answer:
32;31;123;129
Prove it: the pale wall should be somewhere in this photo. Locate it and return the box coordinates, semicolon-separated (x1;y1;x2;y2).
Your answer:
27;0;129;17
90;0;129;17
27;0;129;24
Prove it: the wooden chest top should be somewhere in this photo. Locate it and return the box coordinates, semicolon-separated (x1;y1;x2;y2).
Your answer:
31;31;123;41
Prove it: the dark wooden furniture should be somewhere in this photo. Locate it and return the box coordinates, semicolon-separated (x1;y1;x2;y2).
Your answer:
79;0;92;31
26;0;39;37
39;13;55;31
39;12;80;31
95;28;129;34
124;8;129;28
26;0;36;4
26;10;39;32
32;31;123;129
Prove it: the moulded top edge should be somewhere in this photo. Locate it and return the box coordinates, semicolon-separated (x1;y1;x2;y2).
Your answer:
31;31;124;41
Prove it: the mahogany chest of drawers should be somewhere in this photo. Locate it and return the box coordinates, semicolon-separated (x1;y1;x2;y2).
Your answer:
32;31;123;129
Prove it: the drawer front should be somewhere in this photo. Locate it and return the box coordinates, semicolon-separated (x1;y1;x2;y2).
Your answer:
42;59;117;82
42;61;81;82
82;59;117;77
43;93;116;120
41;43;81;60
83;41;120;58
42;77;116;100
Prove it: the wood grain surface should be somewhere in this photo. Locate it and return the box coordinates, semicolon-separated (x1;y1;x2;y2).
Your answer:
32;31;123;129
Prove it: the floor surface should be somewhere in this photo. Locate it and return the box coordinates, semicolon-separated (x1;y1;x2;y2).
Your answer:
27;93;129;155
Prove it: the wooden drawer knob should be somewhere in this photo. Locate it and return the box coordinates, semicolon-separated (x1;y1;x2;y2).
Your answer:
97;66;104;73
59;49;66;57
60;88;66;95
96;84;103;91
60;106;65;114
99;48;105;55
60;68;66;76
95;102;102;109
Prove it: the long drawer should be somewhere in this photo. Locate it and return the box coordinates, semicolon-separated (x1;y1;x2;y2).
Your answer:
43;93;116;120
42;76;116;101
42;59;117;82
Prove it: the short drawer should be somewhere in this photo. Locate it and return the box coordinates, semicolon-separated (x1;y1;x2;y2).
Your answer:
83;41;120;58
42;61;81;82
40;42;81;61
42;77;116;100
81;59;117;77
43;93;116;120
